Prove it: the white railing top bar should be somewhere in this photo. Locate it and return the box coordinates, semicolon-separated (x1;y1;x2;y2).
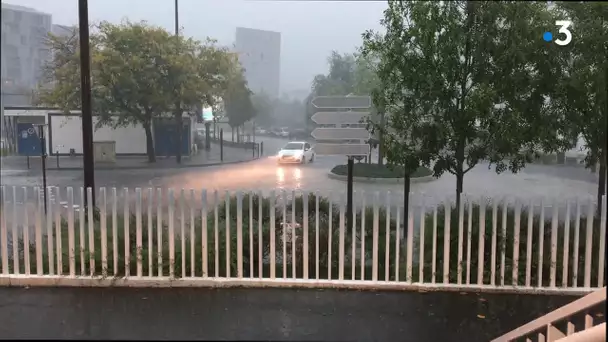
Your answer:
491;287;606;341
556;323;605;342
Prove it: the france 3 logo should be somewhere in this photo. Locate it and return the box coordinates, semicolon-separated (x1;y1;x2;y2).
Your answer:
543;20;573;46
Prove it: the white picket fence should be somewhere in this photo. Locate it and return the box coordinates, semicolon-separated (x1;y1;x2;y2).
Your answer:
0;186;605;295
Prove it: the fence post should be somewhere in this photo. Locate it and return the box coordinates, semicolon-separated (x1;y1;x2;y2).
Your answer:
220;129;223;162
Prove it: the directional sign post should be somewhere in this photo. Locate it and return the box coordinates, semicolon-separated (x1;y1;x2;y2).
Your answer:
310;111;370;126
310;95;372;238
311;128;370;141
311;95;371;109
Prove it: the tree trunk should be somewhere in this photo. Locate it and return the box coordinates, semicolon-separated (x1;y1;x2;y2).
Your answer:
231;129;235;142
456;171;464;211
378;112;385;166
144;123;156;163
403;173;411;236
237;126;241;143
455;140;466;211
174;111;183;164
597;147;606;217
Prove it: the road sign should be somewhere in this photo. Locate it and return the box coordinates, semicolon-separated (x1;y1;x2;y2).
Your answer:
310;111;370;125
311;128;370;140
311;96;371;109
313;143;369;156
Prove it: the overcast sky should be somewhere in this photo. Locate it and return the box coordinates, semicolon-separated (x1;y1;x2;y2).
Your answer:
5;0;387;96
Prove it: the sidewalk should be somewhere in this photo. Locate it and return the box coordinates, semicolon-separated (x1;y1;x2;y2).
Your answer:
0;142;258;171
0;287;576;340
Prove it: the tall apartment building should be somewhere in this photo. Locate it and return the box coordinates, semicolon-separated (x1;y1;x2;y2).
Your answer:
234;27;281;99
51;24;77;39
1;3;52;106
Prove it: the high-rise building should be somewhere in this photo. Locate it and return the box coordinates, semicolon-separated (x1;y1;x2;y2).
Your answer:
1;3;52;106
51;24;77;39
234;27;281;99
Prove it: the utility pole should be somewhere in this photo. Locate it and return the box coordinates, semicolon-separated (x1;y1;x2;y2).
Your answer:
175;0;179;35
173;0;183;164
79;0;95;207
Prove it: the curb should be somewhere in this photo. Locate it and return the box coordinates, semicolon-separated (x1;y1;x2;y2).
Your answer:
42;157;262;172
327;172;436;184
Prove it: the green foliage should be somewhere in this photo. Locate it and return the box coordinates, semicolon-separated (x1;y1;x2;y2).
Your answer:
551;2;608;207
36;21;238;163
223;62;256;128
36;27;89;112
330;163;432;179
551;3;607;167
311;51;357;96
250;93;274;127
416;202;602;288
362;1;569;206
306;51;380;127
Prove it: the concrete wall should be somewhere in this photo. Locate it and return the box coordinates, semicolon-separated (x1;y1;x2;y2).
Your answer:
49;115;148;155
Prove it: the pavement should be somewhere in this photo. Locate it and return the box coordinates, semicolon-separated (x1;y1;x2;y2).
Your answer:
0;141;257;171
0;287;578;341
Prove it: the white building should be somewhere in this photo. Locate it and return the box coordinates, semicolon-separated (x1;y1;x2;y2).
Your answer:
3;107;198;157
234;27;281;99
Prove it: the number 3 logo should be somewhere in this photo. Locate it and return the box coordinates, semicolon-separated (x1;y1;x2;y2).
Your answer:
555;20;573;46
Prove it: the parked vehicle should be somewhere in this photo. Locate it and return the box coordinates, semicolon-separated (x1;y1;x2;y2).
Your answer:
278;127;290;137
289;129;309;140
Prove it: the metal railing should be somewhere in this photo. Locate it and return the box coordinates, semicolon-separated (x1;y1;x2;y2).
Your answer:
492;287;606;341
0;186;605;294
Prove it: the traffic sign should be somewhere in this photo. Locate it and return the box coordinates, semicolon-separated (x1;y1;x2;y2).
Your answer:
313;143;369;156
311;128;370;140
310;111;370;125
311;96;371;109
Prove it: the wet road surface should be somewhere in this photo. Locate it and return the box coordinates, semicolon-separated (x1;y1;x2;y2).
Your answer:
1;135;599;210
0;287;578;341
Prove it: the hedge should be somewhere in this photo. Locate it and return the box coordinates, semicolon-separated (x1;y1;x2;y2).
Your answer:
330;163;433;179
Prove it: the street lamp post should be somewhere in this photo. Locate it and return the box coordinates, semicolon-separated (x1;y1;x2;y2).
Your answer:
34;124;48;214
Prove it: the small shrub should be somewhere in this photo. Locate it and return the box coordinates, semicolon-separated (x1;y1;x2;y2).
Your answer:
7;194;603;288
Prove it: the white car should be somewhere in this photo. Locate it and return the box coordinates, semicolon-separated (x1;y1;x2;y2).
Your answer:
277;141;315;164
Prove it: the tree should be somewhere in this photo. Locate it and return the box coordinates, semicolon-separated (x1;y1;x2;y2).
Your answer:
365;1;567;209
167;37;234;163
362;24;431;226
552;2;608;212
306;52;358;126
37;21;178;163
353;49;385;164
223;65;256;141
250;93;274;128
95;21;180;163
36;27;84;111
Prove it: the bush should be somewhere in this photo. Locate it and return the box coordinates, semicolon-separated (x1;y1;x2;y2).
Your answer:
414;201;602;287
330;163;432;178
8;194;602;287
